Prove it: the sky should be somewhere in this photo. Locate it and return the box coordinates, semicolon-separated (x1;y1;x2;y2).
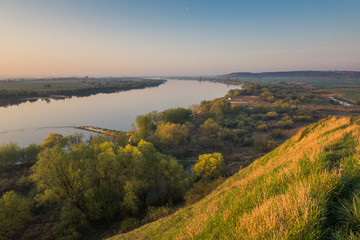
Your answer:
0;0;360;77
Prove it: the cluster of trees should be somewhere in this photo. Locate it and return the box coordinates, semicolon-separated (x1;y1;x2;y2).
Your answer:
0;132;226;239
0;142;39;172
226;82;328;106
31;135;191;238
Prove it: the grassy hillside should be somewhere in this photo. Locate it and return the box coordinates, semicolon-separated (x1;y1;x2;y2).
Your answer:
110;116;360;239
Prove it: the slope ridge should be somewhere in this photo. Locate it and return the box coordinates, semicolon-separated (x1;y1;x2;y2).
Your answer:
110;116;360;240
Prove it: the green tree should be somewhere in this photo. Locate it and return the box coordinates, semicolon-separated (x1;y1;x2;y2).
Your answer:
159;107;192;124
0;191;32;240
39;133;68;149
155;122;189;147
135;114;153;139
193;153;225;179
200;118;222;138
209;99;231;114
0;142;20;171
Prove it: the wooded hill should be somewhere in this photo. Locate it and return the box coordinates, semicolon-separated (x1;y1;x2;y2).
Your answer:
111;116;360;239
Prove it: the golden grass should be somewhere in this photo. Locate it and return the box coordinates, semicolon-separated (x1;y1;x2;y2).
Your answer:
110;116;360;240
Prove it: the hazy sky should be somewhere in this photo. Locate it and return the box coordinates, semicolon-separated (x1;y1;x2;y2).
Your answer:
1;0;360;76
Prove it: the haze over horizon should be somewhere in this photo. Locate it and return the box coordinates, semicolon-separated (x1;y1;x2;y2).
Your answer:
1;0;360;77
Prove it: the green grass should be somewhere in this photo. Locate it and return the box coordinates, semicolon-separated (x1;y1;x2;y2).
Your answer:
326;88;360;100
109;116;360;239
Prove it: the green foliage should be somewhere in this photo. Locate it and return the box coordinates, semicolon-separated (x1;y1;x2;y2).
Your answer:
337;194;360;234
30;139;191;232
271;129;284;139
119;218;140;234
0;142;20;171
200;118;222;138
0;191;32;240
0;142;39;171
143;206;174;224
193;153;225;179
266;111;278;118
209;99;231;114
39;133;68;148
185;178;225;205
135;114;154;139
254;135;277;153
277;114;294;129
200;99;231;114
155;122;188;147
159;107;192;124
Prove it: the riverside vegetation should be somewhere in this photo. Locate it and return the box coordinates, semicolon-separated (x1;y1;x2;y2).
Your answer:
0;81;360;239
0;77;166;107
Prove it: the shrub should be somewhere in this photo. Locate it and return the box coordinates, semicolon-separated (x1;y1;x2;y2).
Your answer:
193;153;225;179
185;178;225;205
143;206;173;224
271;129;284;139
0;191;32;240
119;218;140;233
254;135;277;153
266;111;278;119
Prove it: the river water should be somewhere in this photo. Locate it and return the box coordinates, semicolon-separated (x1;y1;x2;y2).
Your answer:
0;79;239;146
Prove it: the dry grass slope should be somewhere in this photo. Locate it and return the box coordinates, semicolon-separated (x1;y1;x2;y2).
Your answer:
110;116;360;240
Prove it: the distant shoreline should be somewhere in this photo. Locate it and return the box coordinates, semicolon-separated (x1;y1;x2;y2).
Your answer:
0;78;166;107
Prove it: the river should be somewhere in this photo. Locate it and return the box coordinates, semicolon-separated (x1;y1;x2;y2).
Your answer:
0;79;240;146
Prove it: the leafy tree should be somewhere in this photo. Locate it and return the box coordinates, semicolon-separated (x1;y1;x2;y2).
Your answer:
277;114;294;128
135;114;153;139
200;100;212;113
0;142;20;171
254;135;277;153
193;153;225;179
159;107;192;124
0;142;39;171
155;122;189;147
184;178;224;205
200;118;222;138
0;191;32;240
39;133;68;149
266;111;278;119
209;99;231;114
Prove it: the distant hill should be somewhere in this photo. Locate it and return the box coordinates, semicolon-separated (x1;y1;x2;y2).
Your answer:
110;116;360;239
221;71;360;80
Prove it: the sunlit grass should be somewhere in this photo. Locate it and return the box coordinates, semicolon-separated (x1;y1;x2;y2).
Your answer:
110;116;360;240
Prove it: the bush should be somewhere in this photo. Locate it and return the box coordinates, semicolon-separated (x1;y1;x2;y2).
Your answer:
271;129;284;139
254;136;277;153
0;191;32;240
0;142;20;171
193;153;225;179
266;111;278;119
143;206;173;224
185;178;225;205
119;217;140;233
159;107;192;124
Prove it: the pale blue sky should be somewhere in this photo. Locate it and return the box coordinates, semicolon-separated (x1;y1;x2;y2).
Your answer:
0;0;359;76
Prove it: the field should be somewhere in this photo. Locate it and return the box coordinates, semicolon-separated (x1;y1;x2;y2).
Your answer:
325;88;360;100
